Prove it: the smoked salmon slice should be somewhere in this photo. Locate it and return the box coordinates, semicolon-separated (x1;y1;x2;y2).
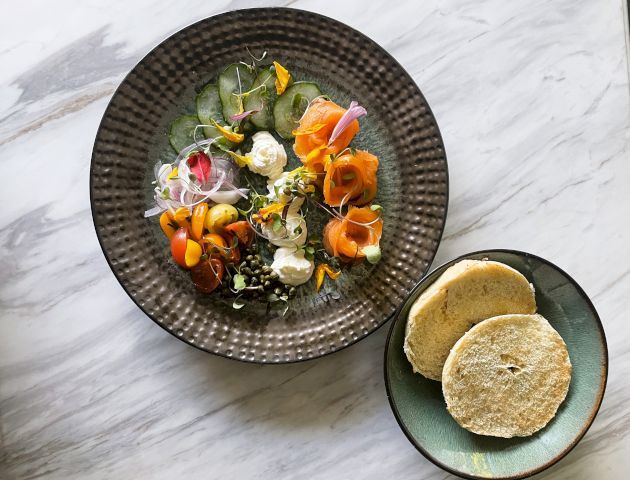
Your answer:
323;150;378;207
323;207;383;262
293;99;360;176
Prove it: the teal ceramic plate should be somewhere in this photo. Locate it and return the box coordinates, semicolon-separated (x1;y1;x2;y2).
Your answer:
384;250;607;479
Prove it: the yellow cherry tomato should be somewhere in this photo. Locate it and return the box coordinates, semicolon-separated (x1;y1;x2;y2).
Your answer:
191;202;208;241
159;211;178;240
184;239;202;268
173;207;191;229
204;203;238;234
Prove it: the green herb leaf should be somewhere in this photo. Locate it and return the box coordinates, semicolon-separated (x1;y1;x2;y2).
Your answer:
160;187;170;200
231;235;239;248
237;207;251;217
232;297;245;310
342;172;355;181
271;213;283;232
304;246;315;261
370;204;383;211
362;245;382;265
233;274;246;291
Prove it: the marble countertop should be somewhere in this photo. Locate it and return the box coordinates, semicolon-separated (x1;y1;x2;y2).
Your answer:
1;1;629;478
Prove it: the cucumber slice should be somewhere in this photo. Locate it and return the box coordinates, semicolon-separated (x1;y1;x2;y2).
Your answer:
169;115;200;153
243;67;277;130
273;82;322;139
196;84;223;129
196;84;235;149
218;63;256;123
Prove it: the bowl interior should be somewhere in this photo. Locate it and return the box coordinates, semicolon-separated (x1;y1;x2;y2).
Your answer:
90;8;448;362
385;250;607;479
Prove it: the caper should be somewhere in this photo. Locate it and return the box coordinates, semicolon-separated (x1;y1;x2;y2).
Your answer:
284;284;291;292
262;265;272;274
262;280;271;289
257;285;265;293
288;287;297;298
270;272;279;281
254;254;262;262
254;268;262;276
246;254;254;261
250;260;259;269
274;287;283;296
242;267;253;276
250;277;259;286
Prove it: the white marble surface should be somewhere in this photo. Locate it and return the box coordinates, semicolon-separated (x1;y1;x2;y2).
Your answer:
1;0;629;478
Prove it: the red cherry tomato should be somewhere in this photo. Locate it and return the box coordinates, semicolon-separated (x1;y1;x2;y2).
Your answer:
191;257;225;293
170;228;188;268
220;232;242;265
223;221;255;248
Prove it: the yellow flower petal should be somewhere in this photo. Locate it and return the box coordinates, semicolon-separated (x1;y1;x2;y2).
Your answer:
167;167;178;180
315;263;341;291
306;144;326;162
273;61;291;95
292;123;327;136
211;120;245;143
258;202;285;221
227;150;251;168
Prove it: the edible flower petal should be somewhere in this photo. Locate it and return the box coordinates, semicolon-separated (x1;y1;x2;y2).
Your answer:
315;263;342;291
187;151;212;184
256;202;286;223
274;61;291;95
328;101;367;146
229;109;258;122
292;123;327;136
211;120;245;143
226;150;252;168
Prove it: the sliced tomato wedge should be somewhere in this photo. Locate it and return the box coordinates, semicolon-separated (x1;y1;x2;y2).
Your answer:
170;228;189;267
223;221;255;248
191;257;225;293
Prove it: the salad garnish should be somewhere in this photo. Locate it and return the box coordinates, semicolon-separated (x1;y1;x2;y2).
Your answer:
146;52;384;312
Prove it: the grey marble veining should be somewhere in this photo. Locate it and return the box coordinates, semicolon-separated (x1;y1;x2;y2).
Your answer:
1;0;629;479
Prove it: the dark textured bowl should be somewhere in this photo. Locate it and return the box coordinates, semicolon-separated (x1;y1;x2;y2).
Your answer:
90;8;448;363
384;250;607;479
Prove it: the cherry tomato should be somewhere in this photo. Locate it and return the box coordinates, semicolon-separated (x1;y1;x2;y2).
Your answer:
191;257;225;293
191;203;208;241
170;228;188;267
159;211;178;240
224;221;255;248
221;233;242;265
173;207;191;229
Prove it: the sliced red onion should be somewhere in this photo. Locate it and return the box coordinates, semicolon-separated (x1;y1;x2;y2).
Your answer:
229;110;258;122
208;188;249;205
328;101;366;146
144;205;164;218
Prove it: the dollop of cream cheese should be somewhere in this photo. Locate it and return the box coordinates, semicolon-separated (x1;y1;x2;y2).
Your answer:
271;247;315;286
247;131;287;179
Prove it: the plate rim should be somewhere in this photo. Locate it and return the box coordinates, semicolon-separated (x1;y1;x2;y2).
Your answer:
383;248;608;479
89;7;450;364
